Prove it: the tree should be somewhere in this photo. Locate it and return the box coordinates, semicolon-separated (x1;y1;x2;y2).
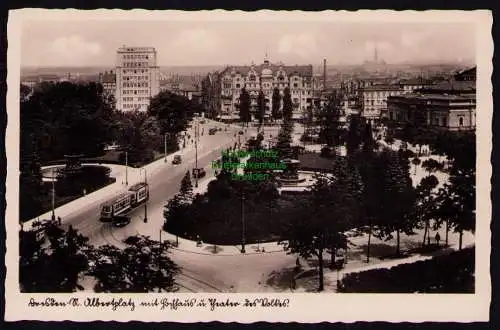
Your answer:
148;90;194;135
411;157;421;175
20;84;31;101
271;87;282;121
282;87;293;121
21;81;115;162
20;220;90;292
362;121;376;153
89;236;179;292
415;175;439;247
256;90;266;126
179;171;193;204
422;158;440;176
238;88;251;126
346;115;362;155
284;157;363;291
375;151;416;255
318;91;342;148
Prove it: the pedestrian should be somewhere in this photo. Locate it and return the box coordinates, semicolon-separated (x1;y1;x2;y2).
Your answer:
57;216;62;225
435;232;441;246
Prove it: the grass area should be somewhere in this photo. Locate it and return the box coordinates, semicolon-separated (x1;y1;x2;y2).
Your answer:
298;153;334;172
338;247;475;293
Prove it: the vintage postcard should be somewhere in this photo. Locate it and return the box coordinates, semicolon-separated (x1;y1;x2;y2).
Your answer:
5;9;492;322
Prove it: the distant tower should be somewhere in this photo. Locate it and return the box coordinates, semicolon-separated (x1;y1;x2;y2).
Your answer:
264;46;270;65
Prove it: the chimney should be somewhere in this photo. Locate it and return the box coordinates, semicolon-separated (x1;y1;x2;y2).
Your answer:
323;59;327;92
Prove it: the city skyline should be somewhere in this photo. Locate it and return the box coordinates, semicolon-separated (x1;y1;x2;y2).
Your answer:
21;20;476;67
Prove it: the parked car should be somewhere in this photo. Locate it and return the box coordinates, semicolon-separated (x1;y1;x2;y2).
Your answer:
200;119;206;124
238;130;244;135
113;215;131;228
192;168;206;179
172;155;182;165
209;128;217;135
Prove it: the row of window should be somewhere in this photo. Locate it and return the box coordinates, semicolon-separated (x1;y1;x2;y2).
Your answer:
123;54;150;60
123;62;150;68
122;97;150;102
231;76;302;82
223;83;310;89
122;82;149;88
122;103;148;109
122;69;150;74
122;89;149;95
364;91;401;97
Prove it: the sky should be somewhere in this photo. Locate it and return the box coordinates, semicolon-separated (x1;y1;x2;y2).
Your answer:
20;20;476;67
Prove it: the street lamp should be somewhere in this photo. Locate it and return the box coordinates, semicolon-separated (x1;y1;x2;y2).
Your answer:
51;167;56;221
142;168;148;223
124;151;129;186
241;192;246;254
164;133;168;163
194;118;199;188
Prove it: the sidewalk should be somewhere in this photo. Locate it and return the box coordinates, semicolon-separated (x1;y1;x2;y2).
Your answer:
24;138;215;231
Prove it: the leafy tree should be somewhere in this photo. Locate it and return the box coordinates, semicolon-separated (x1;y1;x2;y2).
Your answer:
20;220;90;292
385;126;395;146
421;158;440;176
346;115;362;155
362;121;376;153
282;87;293;121
89;236;179;292
318;91;343;148
21;81;115;161
238;88;251;126
411;157;421;175
148;90;194;135
20;84;31;101
256;90;265;126
179;171;193;203
375;151;416;255
271;87;282;121
415;175;439;247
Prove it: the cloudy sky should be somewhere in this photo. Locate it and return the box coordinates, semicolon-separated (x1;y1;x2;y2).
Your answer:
20;20;476;67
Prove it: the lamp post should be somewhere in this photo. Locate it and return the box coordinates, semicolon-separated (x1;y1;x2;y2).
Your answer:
164;133;168;163
241;192;246;254
143;168;148;223
51;167;56;221
195;118;199;188
125;151;128;186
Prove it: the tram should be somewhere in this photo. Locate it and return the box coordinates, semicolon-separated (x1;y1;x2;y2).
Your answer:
99;182;149;222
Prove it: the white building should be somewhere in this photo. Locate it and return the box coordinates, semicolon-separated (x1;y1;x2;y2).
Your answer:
115;46;160;111
218;57;320;120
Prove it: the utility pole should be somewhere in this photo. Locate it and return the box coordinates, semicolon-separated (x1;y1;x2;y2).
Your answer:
143;168;148;223
125;151;128;186
164;133;168;162
195;118;199;188
241;192;246;254
51;167;56;221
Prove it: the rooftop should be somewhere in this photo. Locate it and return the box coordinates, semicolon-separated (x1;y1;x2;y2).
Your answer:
361;84;403;91
388;93;476;102
220;62;313;78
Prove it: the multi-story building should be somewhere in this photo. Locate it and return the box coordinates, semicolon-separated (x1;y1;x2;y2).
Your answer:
387;66;476;131
159;77;202;103
115;46;160;111
360;84;405;122
98;70;117;96
387;93;476;131
217;58;316;120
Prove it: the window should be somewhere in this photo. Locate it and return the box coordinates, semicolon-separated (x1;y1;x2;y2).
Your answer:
293;83;298;88
236;84;240;88
459;117;464;126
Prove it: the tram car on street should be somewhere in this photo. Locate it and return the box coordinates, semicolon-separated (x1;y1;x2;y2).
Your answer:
99;182;149;222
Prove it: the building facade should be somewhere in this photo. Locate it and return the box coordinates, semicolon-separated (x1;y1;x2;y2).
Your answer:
360;84;405;121
218;58;318;119
98;70;117;97
115;46;160;111
387;93;476;131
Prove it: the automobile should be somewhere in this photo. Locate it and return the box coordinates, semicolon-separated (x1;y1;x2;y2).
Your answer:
113;215;131;228
200;119;206;124
192;168;206;179
172;155;182;165
238;130;244;135
209;128;217;135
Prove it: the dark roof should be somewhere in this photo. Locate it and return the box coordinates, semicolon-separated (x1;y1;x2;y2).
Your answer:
388;93;475;102
220;62;313;77
454;66;476;77
361;84;403;91
128;182;148;191
420;80;475;92
399;77;433;85
101;71;116;83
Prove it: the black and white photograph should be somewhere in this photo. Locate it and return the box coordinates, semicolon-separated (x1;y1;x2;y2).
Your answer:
5;9;492;322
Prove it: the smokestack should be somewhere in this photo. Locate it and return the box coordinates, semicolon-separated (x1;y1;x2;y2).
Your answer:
323;58;327;92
